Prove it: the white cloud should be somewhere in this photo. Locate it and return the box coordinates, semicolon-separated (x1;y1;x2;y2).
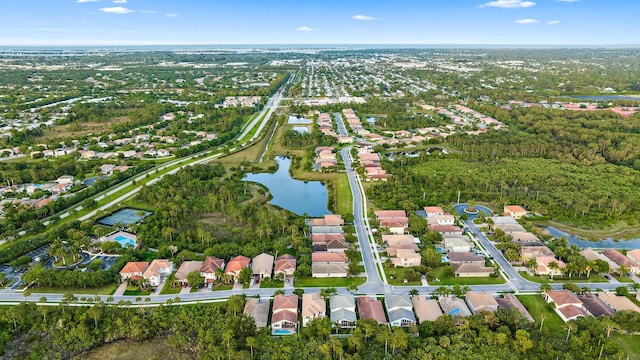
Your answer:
296;26;316;31
140;10;156;14
515;18;539;24
113;0;127;3
166;13;178;17
352;14;377;21
479;0;536;8
547;20;561;25
99;6;134;14
76;0;99;3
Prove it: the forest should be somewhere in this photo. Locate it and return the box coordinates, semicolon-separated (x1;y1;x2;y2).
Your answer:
0;295;637;359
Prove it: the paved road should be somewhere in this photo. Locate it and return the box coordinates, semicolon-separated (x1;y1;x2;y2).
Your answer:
341;146;386;294
334;112;349;136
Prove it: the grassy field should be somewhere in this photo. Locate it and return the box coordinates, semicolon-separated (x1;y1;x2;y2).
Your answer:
72;339;192;360
260;279;284;288
31;283;119;295
429;267;506;285
612;335;640;360
123;286;151;296
385;267;422;286
518;271;608;284
517;295;564;333
160;280;182;295
294;277;366;288
211;284;233;291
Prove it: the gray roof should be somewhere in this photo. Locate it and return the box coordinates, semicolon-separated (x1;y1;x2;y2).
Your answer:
331;308;357;323
243;298;270;328
385;293;412;310
387;307;416;324
330;294;355;311
311;225;344;234
438;296;472;317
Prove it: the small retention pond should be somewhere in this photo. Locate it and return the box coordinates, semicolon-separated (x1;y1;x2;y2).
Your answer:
242;156;331;217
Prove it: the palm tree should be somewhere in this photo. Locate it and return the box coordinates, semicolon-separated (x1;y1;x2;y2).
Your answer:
409;289;420;297
548;261;560;280
526;258;538;274
320;287;337;302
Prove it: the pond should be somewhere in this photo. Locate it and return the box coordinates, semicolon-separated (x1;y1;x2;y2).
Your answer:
569;95;640;101
243;156;331;217
453;203;493;219
543;226;640;250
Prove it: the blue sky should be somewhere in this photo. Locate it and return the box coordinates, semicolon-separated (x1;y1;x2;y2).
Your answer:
1;0;639;46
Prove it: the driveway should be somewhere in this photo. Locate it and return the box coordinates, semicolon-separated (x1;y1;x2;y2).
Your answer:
113;282;128;296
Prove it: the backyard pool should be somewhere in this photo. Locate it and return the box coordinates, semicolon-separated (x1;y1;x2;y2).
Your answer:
272;329;295;335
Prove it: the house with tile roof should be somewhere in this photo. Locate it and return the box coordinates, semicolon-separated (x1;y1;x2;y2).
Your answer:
272;294;299;335
424;206;445;218
225;255;251;282
357;296;387;325
545;290;587;322
466;292;499;314
302;293;326;327
142;259;174;287
244;298;270;328
597;292;640;313
535;256;566;277
495;294;534;322
578;293;615;317
252;253;274;279
504;205;528;219
626;249;640;263
453;263;494;278
438;296;472;317
274;254;297;279
602;249;640;274
412;296;443;323
200;256;225;284
120;262;149;282
175;261;203;286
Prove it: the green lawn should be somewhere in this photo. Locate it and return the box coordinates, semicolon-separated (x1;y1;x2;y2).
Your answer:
123;287;151;296
429;267;506;285
189;287;200;293
53;255;82;267
517;295;564;333
31;283;119;295
160;281;182;295
519;271;608;284
211;284;233;291
336;173;353;217
612;335;640;360
294;277;366;288
260;279;284;288
385;267;422;286
613;274;634;283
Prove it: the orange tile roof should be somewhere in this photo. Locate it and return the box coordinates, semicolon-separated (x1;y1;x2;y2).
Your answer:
225;255;251;274
120;262;149;275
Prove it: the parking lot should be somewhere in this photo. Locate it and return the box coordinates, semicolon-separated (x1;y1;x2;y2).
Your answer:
92;254;119;270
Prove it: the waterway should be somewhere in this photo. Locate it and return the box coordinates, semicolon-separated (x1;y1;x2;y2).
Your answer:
543;226;640;250
569;95;640;101
242;156;330;217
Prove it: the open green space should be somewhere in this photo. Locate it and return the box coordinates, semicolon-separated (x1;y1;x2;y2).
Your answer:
294;276;366;288
31;283;119;295
385;267;422;286
612;335;640;360
428;267;506;285
211;284;233;291
123;287;151;296
517;295;564;333
518;271;608;284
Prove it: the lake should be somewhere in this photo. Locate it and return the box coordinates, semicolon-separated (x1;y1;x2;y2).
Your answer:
544;226;640;249
569;95;640;101
243;156;331;217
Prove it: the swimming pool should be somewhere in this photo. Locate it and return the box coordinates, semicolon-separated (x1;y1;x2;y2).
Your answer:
113;235;136;248
272;329;294;335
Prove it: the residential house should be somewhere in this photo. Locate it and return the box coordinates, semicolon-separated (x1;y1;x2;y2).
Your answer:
391;249;422;267
312;214;344;227
438;296;472;317
429;225;464;236
520;246;554;261
545;290;587;322
597;292;640;313
412;296;443;323
466;292;499;314
330;294;357;328
602;250;640;274
200;256;225;284
504;205;528;219
578;293;615;317
385;243;420;257
252;253;274;279
312;234;348;252
379;219;408;235
385;294;416;327
225;255;251;282
274;254;297;279
581;248;619;273
509;232;542;245
429;215;455;226
453;263;494;277
357;296;387;325
495;294;534;322
627;249;640;263
535;256;566;277
142;259;174;287
448;252;485;264
424;206;445;218
272;294;299;334
175;260;203;286
444;236;472;253
100;164;116;175
494;223;527;234
302;293;326;327
382;234;416;246
56;175;74;184
119;262;149;282
311;225;343;235
312;252;348;278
